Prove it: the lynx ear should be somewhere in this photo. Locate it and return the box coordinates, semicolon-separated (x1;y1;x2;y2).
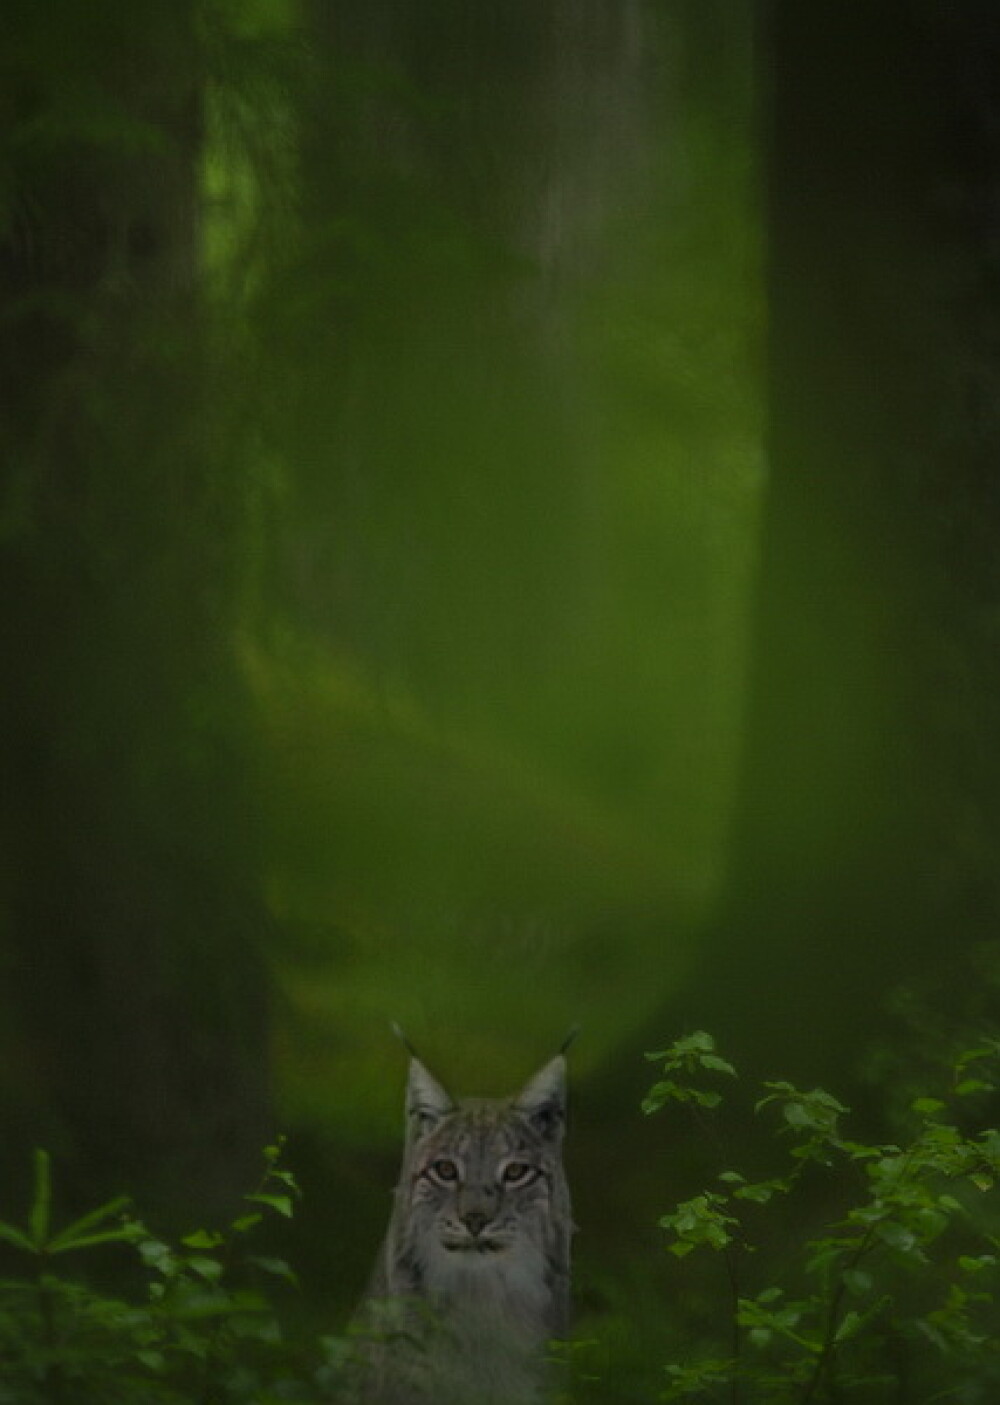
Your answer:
514;1054;566;1142
406;1057;454;1143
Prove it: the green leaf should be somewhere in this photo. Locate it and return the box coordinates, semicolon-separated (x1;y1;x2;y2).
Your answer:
661;1193;737;1255
47;1195;132;1252
231;1212;264;1234
913;1207;949;1241
29;1149;52;1247
735;1177;790;1204
0;1219;35;1253
912;1098;946;1116
641;1079;684;1114
245;1192;293;1218
700;1054;737;1076
834;1310;863;1343
737;1295;818;1352
842;1269;873;1296
186;1254;224;1281
840;1139;882;1160
958;1254;997;1274
182;1229;225;1249
266;1168;300;1192
876;1221;918;1255
247;1254;299;1285
955;1042;1000;1069
139;1238;176;1275
49;1226;142;1254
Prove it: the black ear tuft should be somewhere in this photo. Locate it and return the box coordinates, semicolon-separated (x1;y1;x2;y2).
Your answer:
559;1025;581;1056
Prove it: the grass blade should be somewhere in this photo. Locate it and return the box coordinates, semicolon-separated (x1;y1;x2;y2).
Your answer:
47;1196;132;1253
0;1220;35;1253
50;1226;142;1255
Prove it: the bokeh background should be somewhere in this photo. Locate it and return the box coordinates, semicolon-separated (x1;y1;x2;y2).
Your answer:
3;0;1000;1390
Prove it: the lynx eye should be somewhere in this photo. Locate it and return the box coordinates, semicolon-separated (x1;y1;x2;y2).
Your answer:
428;1158;460;1184
501;1161;537;1186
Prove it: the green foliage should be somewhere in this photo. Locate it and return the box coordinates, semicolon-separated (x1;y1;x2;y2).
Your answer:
6;1036;1000;1404
644;1030;738;1113
0;1141;345;1403
644;1031;1000;1402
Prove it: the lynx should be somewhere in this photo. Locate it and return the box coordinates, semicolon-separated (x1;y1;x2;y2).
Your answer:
351;1037;574;1405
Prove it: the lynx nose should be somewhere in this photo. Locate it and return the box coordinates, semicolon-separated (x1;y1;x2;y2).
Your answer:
462;1210;489;1238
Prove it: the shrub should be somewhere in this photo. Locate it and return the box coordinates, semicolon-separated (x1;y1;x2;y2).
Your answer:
644;1030;1000;1403
0;1140;345;1403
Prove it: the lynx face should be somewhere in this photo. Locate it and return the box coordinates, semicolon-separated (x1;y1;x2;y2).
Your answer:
394;1056;571;1320
407;1097;561;1264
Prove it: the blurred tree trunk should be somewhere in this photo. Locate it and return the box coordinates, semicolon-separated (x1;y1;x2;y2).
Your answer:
0;2;273;1214
702;2;1000;1077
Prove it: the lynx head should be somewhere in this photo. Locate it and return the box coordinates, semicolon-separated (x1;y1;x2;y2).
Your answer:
389;1048;572;1320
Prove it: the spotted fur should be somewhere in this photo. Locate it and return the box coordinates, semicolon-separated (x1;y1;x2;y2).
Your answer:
352;1051;573;1404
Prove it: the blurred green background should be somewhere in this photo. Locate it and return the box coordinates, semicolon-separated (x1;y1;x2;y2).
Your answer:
3;0;1000;1390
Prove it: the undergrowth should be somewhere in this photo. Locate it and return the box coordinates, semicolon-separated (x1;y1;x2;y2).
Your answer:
0;1139;346;1403
642;1030;1000;1403
1;1025;998;1402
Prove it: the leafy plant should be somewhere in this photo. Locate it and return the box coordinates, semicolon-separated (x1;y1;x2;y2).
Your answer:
0;1140;344;1404
645;1032;1000;1403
